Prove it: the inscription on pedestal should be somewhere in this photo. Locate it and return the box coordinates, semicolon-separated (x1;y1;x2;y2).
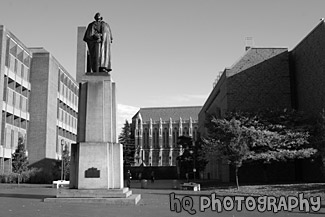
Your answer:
85;167;100;178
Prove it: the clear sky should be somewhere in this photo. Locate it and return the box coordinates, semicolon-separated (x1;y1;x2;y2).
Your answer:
1;0;325;132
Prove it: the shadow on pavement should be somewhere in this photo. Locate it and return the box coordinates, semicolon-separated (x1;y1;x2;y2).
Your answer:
0;193;55;200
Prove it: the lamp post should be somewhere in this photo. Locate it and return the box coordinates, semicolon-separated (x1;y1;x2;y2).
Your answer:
191;140;196;182
61;141;64;181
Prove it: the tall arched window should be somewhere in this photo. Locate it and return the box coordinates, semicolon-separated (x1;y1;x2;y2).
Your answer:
153;128;158;148
173;127;178;147
183;127;188;136
163;127;169;148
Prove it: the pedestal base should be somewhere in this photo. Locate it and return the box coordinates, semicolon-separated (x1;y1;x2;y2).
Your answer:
44;194;141;205
70;142;123;189
57;188;132;198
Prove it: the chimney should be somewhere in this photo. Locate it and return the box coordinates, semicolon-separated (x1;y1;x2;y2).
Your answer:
245;37;254;51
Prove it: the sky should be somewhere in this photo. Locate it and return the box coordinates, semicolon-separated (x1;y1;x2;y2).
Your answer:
1;0;325;133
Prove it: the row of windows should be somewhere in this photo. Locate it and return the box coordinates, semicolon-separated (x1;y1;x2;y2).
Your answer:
139;128;198;149
3;125;26;150
59;70;78;95
7;54;30;81
59;82;78;109
141;150;178;166
5;88;28;112
58;108;77;131
4;114;28;129
58;101;77;118
5;76;29;97
57;127;77;141
6;36;31;68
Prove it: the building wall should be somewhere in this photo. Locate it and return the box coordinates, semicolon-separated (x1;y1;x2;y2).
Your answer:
133;108;200;167
227;49;291;111
199;21;325;183
291;21;325;116
76;26;87;83
28;48;78;164
0;26;32;173
28;52;50;163
199;48;292;182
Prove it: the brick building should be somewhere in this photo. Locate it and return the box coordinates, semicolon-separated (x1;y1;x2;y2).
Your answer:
132;106;201;167
0;25;78;173
200;20;325;182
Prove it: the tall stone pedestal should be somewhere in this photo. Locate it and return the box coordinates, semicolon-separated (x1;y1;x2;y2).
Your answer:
45;73;140;205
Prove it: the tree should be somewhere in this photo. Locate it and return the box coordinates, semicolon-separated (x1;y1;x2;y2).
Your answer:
12;137;29;184
203;117;250;189
309;109;325;174
62;144;70;180
177;136;208;180
238;109;316;164
203;109;317;189
118;120;135;166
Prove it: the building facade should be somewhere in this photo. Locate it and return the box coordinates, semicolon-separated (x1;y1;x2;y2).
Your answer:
199;20;325;182
132;106;201;167
28;48;78;165
0;26;32;173
0;25;78;173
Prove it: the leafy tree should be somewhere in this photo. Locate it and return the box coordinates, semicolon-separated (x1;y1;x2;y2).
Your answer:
309;109;325;173
177;136;208;180
236;109;316;163
203;118;250;189
203;109;317;189
118;120;135;166
62;144;70;180
12;137;29;184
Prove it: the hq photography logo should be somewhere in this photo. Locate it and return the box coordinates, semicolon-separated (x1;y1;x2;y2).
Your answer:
169;193;321;215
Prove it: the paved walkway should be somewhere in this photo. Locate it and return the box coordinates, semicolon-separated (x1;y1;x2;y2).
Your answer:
0;182;324;217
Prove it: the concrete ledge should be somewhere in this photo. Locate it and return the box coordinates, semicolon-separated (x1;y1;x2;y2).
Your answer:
57;188;132;198
82;73;111;82
44;194;141;205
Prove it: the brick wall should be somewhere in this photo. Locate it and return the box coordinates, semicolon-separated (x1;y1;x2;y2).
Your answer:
291;21;325;117
227;50;292;111
28;53;50;164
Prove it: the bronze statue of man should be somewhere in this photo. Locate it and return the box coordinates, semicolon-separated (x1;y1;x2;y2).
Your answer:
84;12;113;73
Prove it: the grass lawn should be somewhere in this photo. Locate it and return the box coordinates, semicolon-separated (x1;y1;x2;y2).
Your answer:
206;183;325;198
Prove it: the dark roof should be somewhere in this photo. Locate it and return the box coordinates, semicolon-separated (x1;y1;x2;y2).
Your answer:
133;106;202;122
227;47;288;77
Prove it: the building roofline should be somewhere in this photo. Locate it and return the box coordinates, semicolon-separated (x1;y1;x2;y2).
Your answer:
200;68;227;115
229;47;288;69
291;19;325;51
140;106;202;110
29;47;77;83
0;25;33;56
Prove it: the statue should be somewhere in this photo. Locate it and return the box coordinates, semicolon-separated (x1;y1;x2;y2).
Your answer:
84;12;113;73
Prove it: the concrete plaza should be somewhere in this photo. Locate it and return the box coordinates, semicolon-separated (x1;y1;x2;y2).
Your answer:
0;181;324;217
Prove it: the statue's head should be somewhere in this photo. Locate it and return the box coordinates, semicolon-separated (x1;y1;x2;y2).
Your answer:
94;12;103;21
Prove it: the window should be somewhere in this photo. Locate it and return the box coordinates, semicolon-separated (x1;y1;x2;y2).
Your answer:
6;127;11;148
12;91;16;107
5;36;10;67
14;59;18;73
163;128;169;147
21;64;24;79
11;129;15;149
15;92;20;109
173;127;178;146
